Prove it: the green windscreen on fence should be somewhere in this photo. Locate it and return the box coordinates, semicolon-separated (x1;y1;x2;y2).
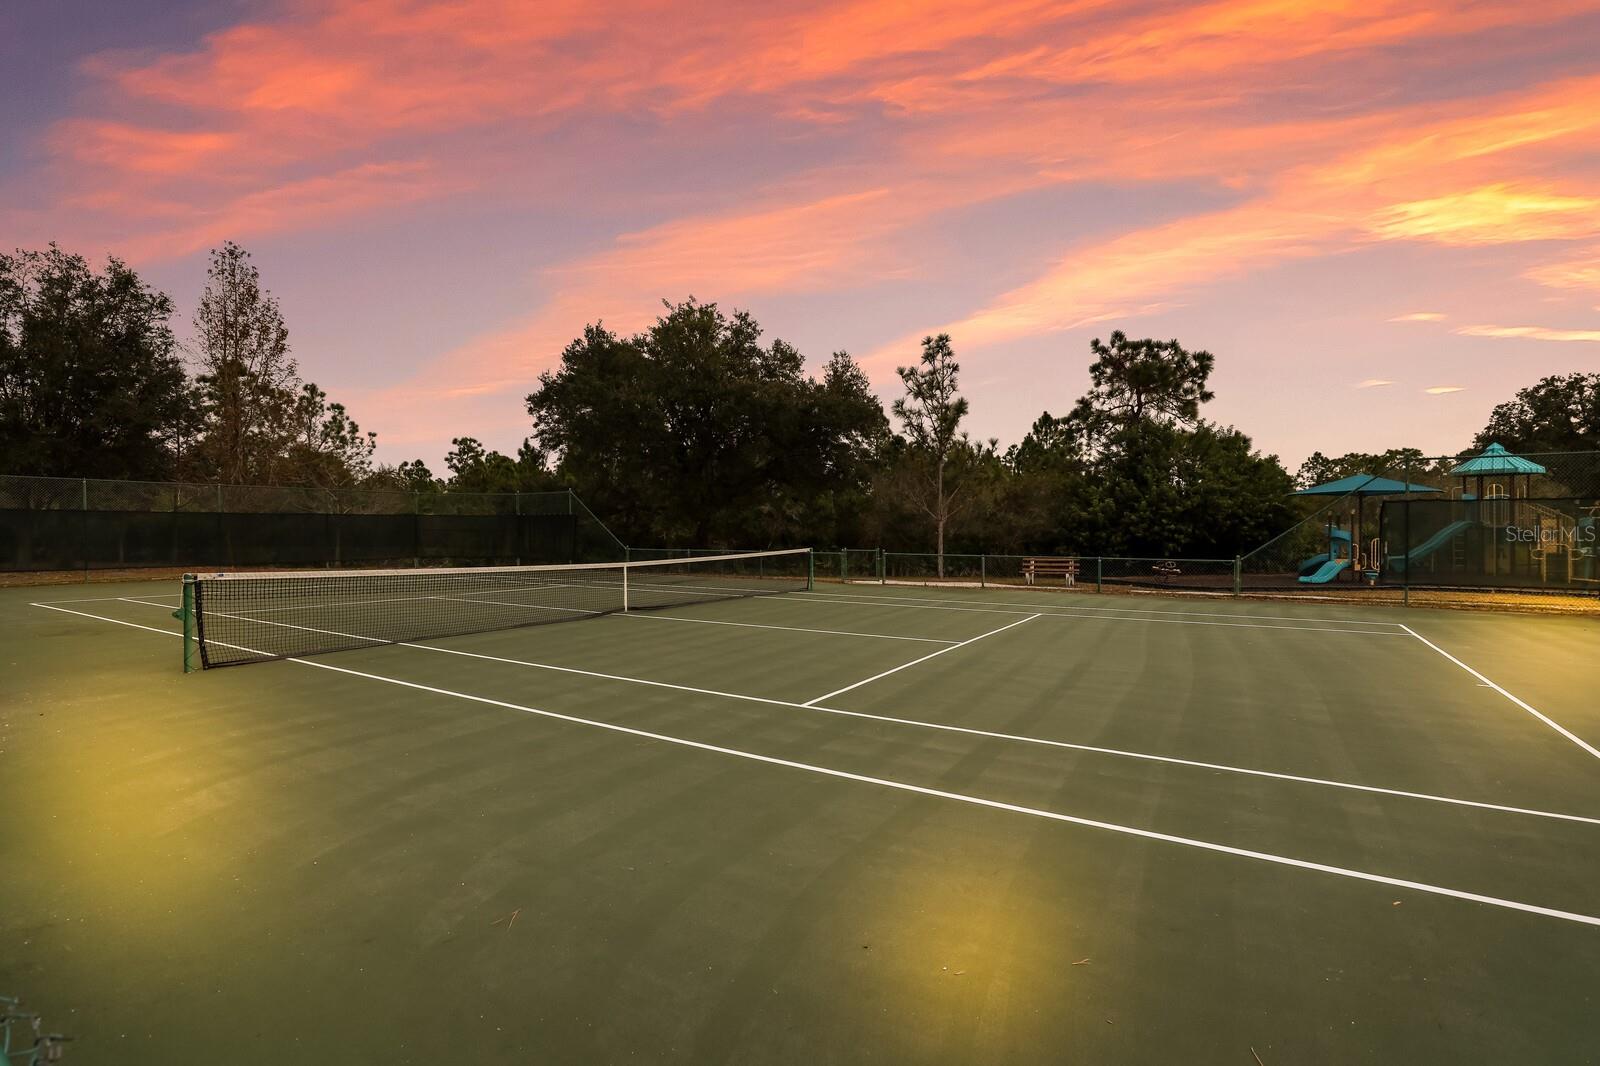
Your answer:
1380;497;1599;591
0;475;625;572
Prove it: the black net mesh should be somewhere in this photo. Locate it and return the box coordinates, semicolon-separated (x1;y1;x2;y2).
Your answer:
191;548;813;667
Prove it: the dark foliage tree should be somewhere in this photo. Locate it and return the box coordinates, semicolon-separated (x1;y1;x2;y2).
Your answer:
891;334;977;574
188;242;378;488
189;242;297;483
1070;331;1214;444
1474;373;1600;455
443;436;556;493
1293;448;1431;488
0;245;195;479
527;299;886;547
282;382;378;487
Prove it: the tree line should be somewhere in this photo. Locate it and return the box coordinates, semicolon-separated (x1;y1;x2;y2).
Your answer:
3;242;1597;558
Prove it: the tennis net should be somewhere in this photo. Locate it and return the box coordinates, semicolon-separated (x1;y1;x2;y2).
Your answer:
184;548;812;669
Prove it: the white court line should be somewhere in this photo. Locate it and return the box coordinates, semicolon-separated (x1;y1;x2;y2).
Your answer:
242;582;577;615
36;593;181;605
1401;624;1600;763
802;614;1040;706
812;589;1407;627
621;612;958;644
431;595;603;616
798;594;1409;636
123;594;948;647
104;597;1600;828
26;600;1600;928
380;639;1600;829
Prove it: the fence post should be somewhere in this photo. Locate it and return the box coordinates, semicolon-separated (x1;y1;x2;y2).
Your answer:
878;547;885;584
807;549;815;592
1095;556;1103;593
1403;459;1412;608
1232;556;1242;597
842;550;849;584
980;555;986;588
81;478;90;582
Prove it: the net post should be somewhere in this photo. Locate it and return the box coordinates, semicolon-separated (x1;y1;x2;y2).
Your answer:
179;574;197;673
1232;557;1242;597
622;561;630;612
807;549;815;592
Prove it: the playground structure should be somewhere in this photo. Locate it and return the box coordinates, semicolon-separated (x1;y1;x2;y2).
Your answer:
1292;473;1440;586
1379;444;1598;590
1291;445;1599;592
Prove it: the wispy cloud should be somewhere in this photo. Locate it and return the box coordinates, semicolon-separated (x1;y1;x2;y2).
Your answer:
8;0;1600;464
1356;379;1395;388
1456;324;1600;342
1365;184;1600;246
1425;386;1466;395
1525;248;1600;293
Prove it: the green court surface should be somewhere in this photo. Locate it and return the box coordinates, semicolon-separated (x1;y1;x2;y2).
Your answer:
4;578;1599;1063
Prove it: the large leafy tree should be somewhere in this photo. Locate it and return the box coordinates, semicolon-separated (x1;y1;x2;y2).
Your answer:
0;246;195;479
1474;373;1600;455
995;331;1291;558
526;299;886;546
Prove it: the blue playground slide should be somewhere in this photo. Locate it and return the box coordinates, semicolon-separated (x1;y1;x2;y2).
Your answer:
1388;519;1472;574
1298;558;1351;584
1299;527;1353;576
1297;552;1330;576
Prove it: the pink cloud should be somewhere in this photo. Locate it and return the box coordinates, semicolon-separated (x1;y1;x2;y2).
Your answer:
9;0;1600;467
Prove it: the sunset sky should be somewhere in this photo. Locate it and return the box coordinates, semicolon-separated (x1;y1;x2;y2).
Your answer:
5;0;1599;471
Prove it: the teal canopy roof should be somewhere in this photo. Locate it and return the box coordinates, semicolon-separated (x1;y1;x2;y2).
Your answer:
1448;442;1547;477
1294;474;1443;497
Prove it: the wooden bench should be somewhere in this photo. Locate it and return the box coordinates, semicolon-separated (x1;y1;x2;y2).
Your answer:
1022;557;1080;586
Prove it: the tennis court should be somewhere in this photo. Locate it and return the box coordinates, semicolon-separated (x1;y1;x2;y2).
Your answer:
5;557;1599;1063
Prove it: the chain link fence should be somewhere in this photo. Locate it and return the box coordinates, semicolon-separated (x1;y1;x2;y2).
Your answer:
1;474;625;574
638;449;1600;610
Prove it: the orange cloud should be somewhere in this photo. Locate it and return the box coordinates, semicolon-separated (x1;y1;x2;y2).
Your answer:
11;0;1600;462
1366;184;1600;245
49;121;244;175
1456;324;1600;342
1525;248;1600;292
109;160;468;260
863;65;1600;364
1390;312;1446;322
